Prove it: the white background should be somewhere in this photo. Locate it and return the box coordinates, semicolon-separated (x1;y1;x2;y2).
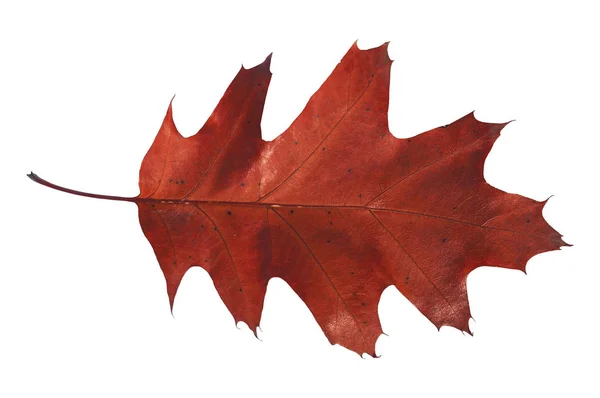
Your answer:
1;1;598;397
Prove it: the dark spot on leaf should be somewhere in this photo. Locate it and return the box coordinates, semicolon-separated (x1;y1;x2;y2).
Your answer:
181;180;185;184
213;226;217;231
172;261;176;265
442;124;448;128
169;179;173;183
350;271;355;275
315;115;319;120
362;321;367;324
175;181;179;184
366;108;370;111
359;193;362;198
204;259;208;263
241;182;245;187
442;238;447;243
322;147;326;151
247;120;251;124
188;255;192;259
201;225;204;229
407;138;412;143
151;204;155;208
347;168;352;173
227;211;232;216
327;240;331;243
239;288;243;292
290;210;294;214
371;73;374;77
361;302;366;306
526;219;531;224
258;83;262;86
294;140;298;145
327;210;331;214
329;221;333;225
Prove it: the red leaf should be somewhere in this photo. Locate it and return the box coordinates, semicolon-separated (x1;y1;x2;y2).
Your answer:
29;42;568;356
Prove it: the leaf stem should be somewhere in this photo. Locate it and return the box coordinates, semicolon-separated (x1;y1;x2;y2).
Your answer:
27;172;137;203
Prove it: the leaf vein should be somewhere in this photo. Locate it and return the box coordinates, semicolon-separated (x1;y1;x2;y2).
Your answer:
365;136;488;206
271;207;368;347
195;204;247;304
368;210;454;309
258;65;381;202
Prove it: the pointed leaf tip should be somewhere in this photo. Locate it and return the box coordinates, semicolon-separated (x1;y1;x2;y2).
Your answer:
352;40;393;64
242;53;273;74
263;52;272;67
379;41;392;63
166;95;176;116
254;52;273;74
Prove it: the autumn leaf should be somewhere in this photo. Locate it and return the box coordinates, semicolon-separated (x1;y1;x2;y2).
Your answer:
29;42;568;357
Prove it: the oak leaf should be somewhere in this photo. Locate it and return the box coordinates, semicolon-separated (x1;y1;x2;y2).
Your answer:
29;42;568;356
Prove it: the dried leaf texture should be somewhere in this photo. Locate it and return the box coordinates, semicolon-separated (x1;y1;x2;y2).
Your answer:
31;43;568;356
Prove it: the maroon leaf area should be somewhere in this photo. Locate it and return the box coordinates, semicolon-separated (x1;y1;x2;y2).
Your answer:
30;43;568;356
